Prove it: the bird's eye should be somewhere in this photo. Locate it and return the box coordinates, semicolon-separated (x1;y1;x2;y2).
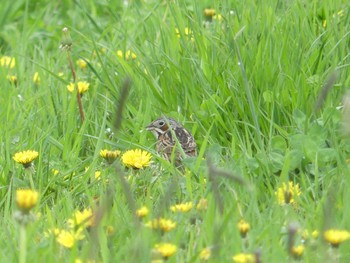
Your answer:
158;121;165;126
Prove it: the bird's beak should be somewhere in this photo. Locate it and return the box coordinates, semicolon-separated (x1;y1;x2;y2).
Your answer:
146;124;153;131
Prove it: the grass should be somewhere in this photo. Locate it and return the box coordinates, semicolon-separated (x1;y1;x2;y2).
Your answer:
1;0;350;262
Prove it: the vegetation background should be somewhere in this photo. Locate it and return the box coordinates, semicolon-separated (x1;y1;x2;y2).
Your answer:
0;0;350;262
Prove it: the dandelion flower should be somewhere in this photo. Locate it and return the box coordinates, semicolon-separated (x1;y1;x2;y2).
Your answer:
0;56;15;68
67;208;94;230
16;189;39;213
324;229;350;248
136;206;149;218
121;149;152;169
232;253;256;263
76;58;87;69
275;181;301;206
33;72;40;85
170;202;193;213
146;218;176;232
238;219;250;238
204;8;216;19
291;245;305;259
100;149;121;164
13;150;39;168
56;230;84;248
154;243;177;259
67;81;90;94
199;247;211;260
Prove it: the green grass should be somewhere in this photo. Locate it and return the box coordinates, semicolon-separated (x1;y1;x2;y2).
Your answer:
1;0;350;262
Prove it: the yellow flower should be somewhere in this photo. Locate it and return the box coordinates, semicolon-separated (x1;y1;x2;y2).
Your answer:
67;208;94;230
16;189;39;212
67;81;90;94
0;56;15;68
56;229;84;248
154;243;177;259
117;50;137;60
100;149;121;164
196;198;208;211
237;219;250;238
232;253;256;263
275;181;301;205
199;247;211;260
136;206;149;218
95;171;101;180
213;14;223;21
33;72;40;85
146;218;176;232
170;202;193;213
52;169;59;175
121;149;152;169
324;229;350;248
76;58;87;69
291;245;305;259
7;75;17;84
13;150;39;168
204;8;216;18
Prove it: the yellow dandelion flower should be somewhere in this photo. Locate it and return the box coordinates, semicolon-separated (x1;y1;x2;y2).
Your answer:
170;202;193;213
291;245;305;259
232;253;256;263
33;72;40;85
67;208;94;230
199;247;211;260
275;181;301;205
238;219;250;238
13;150;39;168
7;75;17;84
56;229;84;248
67;81;90;94
0;56;15;68
196;198;208;211
204;8;216;18
136;206;149;218
154;243;177;259
76;58;87;69
16;189;39;213
100;149;121;164
324;229;350;248
146;218;176;232
121;149;152;169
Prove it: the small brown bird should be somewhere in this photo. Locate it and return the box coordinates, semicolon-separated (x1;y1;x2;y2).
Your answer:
146;117;197;165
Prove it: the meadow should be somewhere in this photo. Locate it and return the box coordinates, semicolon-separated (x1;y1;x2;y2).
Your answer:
1;0;350;262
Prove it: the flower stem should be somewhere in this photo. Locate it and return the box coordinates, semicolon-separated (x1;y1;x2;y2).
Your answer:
19;224;27;263
67;51;85;122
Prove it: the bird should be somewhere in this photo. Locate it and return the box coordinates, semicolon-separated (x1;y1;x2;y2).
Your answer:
146;117;197;166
